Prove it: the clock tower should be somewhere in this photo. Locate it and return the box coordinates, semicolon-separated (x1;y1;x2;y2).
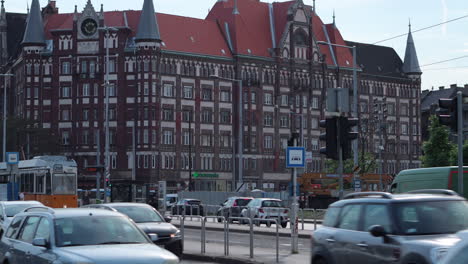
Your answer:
77;0;99;40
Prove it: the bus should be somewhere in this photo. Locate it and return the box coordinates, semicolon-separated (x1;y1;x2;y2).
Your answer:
0;156;78;208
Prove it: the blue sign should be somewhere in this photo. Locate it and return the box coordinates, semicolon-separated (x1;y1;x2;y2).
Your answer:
286;147;305;168
6;152;19;165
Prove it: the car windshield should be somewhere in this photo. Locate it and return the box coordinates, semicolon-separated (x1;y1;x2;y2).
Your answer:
54;216;149;247
113;206;164;223
261;200;282;207
394;201;468;235
5;204;40;217
236;199;251;206
186;200;201;205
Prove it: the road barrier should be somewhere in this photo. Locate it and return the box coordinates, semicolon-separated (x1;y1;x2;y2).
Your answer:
298;208;327;230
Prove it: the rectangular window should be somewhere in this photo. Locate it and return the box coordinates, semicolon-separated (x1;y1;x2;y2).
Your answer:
183;110;193;122
152;130;157;144
251;92;256;104
62;131;70;145
264;135;273;149
401;124;408;135
183;86;193;99
202;109;213;123
220;111;231;124
312;97;319;109
281;95;289;106
163;108;174;121
111;155;117;169
263;113;273;127
202;88;213;101
311;118;318;129
83;109;89;121
220;134;231;147
81;61;87;73
89;61;96;74
61;62;70;75
143;155;149;168
61;109;70;121
163;131;173;145
183;131;192;145
264;93;273;105
34;87;39;99
143;107;149;120
312;139;319;150
201;134;213;147
152;155;157;168
144;82;149;95
280;116;289;128
220;90;231;102
82;130;89;144
82;83;90;97
61;86;71;98
143;129;149;144
303;95;308;108
108;60;116;73
163;84;174;97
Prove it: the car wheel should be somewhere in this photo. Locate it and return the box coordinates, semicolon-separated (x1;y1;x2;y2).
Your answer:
313;257;327;264
266;221;272;228
254;216;260;226
281;222;288;228
217;212;222;223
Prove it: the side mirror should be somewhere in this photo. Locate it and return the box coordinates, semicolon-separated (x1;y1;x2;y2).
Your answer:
0;215;4;221
32;238;48;248
369;225;387;238
148;233;159;242
164;216;172;223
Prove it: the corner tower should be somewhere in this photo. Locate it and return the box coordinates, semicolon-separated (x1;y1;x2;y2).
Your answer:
135;0;161;48
402;23;422;80
22;0;46;52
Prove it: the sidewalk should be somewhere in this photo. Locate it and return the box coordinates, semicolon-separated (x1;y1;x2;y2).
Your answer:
182;239;310;264
172;218;314;239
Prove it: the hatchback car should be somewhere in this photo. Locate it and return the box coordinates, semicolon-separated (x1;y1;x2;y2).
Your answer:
171;199;204;216
217;197;253;223
84;203;183;257
240;198;289;228
0;207;179;264
0;201;44;236
440;230;468;264
311;190;468;264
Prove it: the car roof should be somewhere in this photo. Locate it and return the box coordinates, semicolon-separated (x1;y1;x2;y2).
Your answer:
253;198;281;201
330;193;465;207
101;203;151;208
18;208;125;219
0;201;43;205
230;197;253;199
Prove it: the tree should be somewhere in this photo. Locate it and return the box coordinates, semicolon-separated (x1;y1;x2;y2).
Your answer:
449;140;468;166
0;117;61;159
422;115;455;167
325;152;377;174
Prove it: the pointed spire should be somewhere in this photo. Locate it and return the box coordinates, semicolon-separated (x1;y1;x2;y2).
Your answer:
402;21;422;75
22;0;46;46
233;0;240;15
313;0;316;14
26;1;29;15
135;0;161;42
0;0;6;25
332;9;336;26
73;5;77;21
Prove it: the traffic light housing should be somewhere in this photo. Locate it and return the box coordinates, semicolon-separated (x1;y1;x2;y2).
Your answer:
288;132;300;147
85;165;104;173
340;117;359;160
438;98;458;131
319;117;338;160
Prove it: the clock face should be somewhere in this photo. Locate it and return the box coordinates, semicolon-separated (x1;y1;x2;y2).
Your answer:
81;18;98;37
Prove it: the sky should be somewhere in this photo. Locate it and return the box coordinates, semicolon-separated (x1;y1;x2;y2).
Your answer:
4;0;468;91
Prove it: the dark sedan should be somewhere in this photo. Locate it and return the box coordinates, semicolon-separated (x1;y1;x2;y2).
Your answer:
171;199;204;216
83;203;183;257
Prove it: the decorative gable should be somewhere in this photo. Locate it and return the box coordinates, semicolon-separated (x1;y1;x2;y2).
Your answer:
77;0;100;40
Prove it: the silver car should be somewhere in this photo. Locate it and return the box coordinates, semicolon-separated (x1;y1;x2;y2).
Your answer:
311;190;468;264
0;201;44;236
240;198;289;228
0;207;179;264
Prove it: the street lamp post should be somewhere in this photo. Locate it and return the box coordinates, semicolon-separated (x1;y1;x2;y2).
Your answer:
1;73;14;162
210;74;243;190
316;41;359;189
98;26;118;203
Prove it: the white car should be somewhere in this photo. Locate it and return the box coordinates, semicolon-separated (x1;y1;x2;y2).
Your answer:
439;230;468;264
0;201;44;235
240;198;289;228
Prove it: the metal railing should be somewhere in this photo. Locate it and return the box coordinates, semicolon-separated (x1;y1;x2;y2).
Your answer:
298;208;327;230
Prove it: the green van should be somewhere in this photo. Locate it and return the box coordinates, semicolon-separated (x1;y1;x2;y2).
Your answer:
390;167;468;197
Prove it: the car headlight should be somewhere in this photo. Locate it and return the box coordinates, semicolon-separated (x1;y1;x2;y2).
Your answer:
430;247;448;263
170;230;181;238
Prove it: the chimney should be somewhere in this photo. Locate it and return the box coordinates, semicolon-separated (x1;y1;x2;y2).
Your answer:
450;84;458;89
464;84;468;89
49;1;56;8
439;86;445;90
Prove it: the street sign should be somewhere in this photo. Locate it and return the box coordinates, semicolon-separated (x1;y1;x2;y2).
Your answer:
6;152;19;165
353;165;361;173
286;147;305;168
354;179;362;192
326;88;350;113
306;152;313;162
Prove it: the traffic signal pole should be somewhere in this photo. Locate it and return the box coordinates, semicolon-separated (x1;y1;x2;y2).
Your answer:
337;118;344;200
457;91;463;195
291;137;299;254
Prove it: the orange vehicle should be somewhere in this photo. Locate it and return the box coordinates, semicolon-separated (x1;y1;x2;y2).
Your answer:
1;156;78;208
299;173;394;197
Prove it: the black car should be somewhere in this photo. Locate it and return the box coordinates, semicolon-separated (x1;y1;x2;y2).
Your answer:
217;197;253;222
171;199;204;216
83;203;183;257
311;190;468;264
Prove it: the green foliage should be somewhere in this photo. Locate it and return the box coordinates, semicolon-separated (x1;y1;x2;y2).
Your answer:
325;152;377;174
0;117;61;158
422;115;455;167
449;140;468;166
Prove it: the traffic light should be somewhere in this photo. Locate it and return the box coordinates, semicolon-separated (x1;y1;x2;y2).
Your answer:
106;177;112;187
340;117;359;160
288;132;300;147
319;117;338;160
438;98;458;131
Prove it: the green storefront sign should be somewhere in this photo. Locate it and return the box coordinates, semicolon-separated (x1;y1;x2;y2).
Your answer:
193;172;219;178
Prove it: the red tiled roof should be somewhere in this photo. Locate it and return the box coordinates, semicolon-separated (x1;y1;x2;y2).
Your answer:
42;0;355;65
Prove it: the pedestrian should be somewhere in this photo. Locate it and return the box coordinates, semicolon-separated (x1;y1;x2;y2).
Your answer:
18;192;24;201
148;194;159;210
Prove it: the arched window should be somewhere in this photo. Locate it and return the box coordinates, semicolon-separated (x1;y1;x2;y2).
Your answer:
294;29;308;46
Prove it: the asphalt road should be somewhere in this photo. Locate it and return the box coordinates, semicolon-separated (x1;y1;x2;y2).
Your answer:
184;228;311;253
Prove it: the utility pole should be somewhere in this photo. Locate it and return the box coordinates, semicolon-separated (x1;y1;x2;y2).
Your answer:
457;91;463;195
1;73;13;162
352;46;359;187
188;109;193;191
291;137;299;254
96;129;101;202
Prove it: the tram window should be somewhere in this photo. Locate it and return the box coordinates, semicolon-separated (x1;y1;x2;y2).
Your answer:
20;173;34;193
35;174;45;194
46;173;52;194
52;174;76;195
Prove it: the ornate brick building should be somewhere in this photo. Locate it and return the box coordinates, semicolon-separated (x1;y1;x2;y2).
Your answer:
1;0;422;195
